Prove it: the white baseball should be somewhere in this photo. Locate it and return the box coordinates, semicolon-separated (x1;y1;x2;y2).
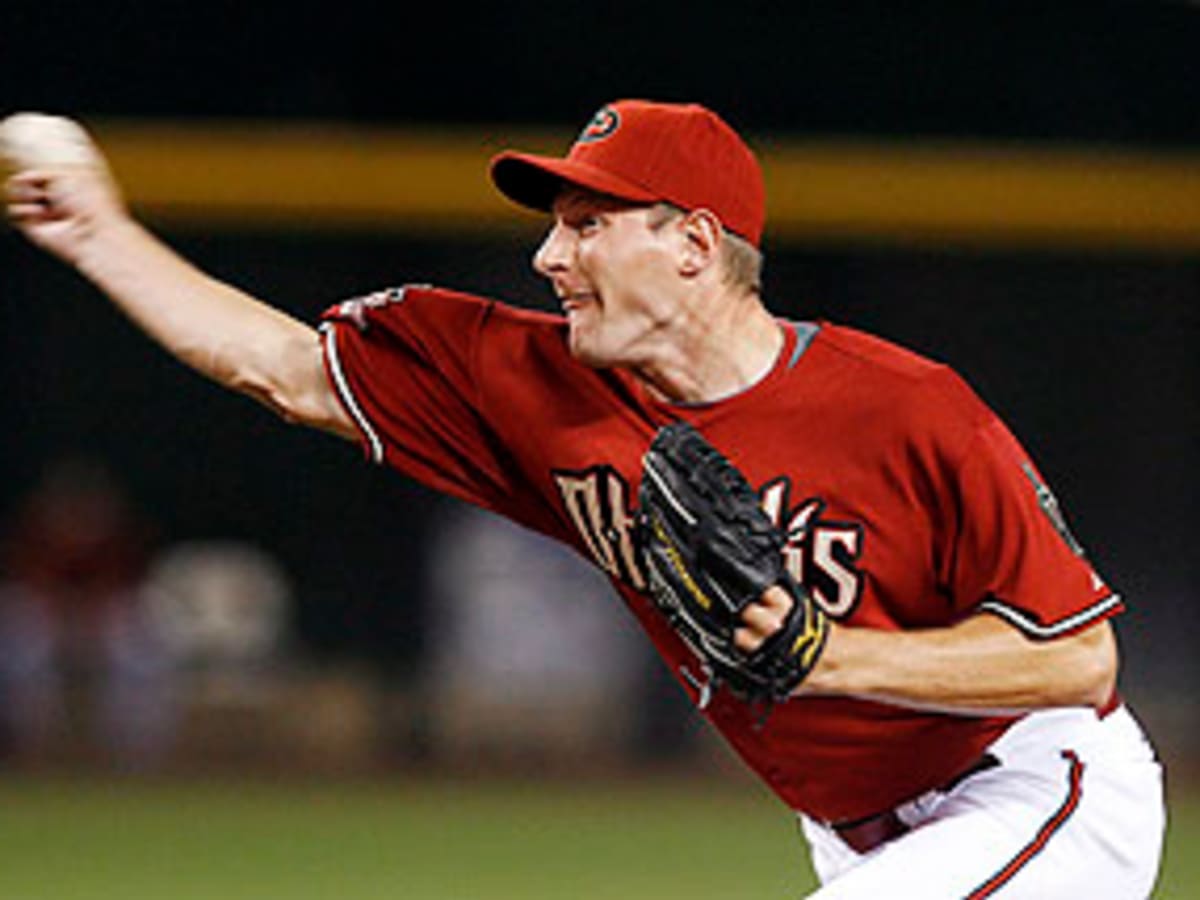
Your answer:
0;113;106;171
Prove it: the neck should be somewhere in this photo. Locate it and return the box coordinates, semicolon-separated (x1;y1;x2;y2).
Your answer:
633;291;783;404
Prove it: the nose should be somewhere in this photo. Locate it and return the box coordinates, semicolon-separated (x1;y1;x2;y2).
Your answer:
533;220;572;278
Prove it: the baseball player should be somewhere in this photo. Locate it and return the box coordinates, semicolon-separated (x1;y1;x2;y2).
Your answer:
2;102;1165;897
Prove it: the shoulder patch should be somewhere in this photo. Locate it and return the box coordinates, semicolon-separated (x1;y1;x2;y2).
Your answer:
331;287;408;331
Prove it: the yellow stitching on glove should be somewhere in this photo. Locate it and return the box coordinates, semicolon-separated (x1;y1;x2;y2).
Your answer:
652;516;712;612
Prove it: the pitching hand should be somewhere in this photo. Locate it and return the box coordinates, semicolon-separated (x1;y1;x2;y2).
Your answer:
2;114;128;265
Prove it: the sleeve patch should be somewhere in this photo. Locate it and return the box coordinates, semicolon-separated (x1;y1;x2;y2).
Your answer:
325;285;424;331
1020;462;1087;559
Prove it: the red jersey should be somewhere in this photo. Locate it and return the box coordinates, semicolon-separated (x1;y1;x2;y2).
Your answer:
319;285;1121;823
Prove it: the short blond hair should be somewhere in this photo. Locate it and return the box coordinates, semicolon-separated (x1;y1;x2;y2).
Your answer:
648;203;763;294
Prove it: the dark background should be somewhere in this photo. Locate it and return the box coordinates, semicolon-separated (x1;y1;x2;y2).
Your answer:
0;3;1196;729
2;1;1199;146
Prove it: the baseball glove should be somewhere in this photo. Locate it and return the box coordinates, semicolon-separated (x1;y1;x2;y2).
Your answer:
637;421;829;707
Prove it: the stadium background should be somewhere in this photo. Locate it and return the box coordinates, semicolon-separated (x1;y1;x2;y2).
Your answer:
0;2;1197;896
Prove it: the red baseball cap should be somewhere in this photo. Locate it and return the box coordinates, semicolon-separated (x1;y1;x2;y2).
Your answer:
490;100;766;246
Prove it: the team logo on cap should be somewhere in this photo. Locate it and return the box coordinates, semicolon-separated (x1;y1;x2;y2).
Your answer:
576;106;620;144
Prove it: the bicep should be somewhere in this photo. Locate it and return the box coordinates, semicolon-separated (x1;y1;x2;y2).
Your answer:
941;612;1119;711
287;335;357;440
808;612;1118;714
967;611;1117;679
234;319;355;440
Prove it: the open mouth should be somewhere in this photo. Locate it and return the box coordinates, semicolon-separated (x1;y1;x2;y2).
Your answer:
560;291;598;314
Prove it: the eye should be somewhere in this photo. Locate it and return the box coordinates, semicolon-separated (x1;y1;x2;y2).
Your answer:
559;207;602;233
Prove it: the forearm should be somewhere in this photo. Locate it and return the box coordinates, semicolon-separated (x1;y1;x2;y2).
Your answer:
800;614;1117;715
4;114;354;436
72;218;341;429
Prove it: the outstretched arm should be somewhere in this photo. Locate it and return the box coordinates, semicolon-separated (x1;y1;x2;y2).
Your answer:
2;114;354;438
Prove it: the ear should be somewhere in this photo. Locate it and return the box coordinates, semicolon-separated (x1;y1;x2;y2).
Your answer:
677;208;724;279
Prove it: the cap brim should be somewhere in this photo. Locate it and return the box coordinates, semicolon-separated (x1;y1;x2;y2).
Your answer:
489;151;659;213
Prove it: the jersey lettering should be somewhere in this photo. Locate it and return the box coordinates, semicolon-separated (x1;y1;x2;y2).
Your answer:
811;526;865;616
760;477;865;619
553;467;646;590
556;468;863;616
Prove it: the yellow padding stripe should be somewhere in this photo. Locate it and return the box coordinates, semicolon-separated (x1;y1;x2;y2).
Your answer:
652;517;712;612
71;120;1200;249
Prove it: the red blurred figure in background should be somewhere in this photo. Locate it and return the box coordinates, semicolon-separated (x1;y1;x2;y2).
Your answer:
0;458;174;768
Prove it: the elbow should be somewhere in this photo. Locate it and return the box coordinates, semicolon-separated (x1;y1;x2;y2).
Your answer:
224;337;324;427
236;371;350;437
180;342;294;418
223;366;307;424
239;377;312;426
226;367;282;411
1071;621;1120;710
1087;642;1119;711
176;324;341;432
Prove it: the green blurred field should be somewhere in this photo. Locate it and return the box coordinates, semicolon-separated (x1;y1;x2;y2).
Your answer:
0;774;1194;898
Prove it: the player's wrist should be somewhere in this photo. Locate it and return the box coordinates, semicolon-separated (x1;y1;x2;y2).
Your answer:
71;214;151;277
790;619;846;696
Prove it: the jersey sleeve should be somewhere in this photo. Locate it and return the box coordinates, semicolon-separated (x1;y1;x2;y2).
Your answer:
318;285;534;519
929;373;1123;638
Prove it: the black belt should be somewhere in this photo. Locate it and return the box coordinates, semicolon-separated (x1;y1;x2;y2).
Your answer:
832;753;1001;854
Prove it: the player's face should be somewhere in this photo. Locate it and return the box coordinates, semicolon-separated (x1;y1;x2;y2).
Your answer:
533;188;684;368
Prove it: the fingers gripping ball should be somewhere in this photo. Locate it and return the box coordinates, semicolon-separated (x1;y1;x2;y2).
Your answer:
637;421;829;706
0;113;107;173
2;113;122;261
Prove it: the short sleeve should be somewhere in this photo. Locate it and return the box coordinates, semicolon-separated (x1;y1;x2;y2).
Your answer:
319;285;529;516
943;410;1123;639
